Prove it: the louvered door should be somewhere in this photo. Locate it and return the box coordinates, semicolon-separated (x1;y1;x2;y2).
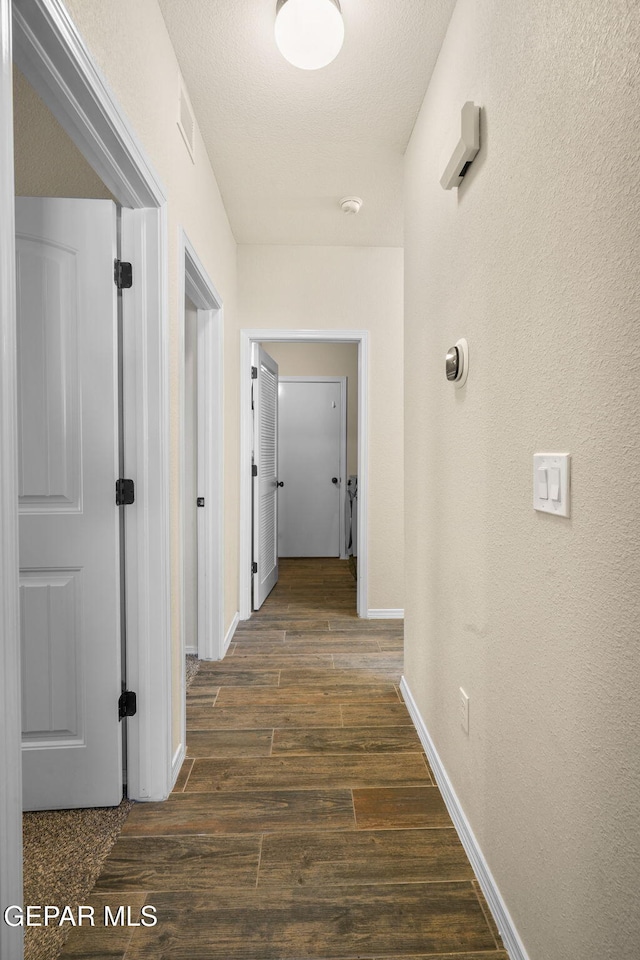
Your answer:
252;345;279;609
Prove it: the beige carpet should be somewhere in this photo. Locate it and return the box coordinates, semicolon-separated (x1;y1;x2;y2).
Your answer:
22;655;201;960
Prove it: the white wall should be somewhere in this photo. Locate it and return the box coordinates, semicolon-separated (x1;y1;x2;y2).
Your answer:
239;245;404;612
403;2;640;959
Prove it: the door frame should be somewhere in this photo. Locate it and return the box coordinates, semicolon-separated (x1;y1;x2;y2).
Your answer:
278;375;348;560
11;0;173;810
175;231;224;785
180;231;224;661
0;0;24;955
240;329;369;619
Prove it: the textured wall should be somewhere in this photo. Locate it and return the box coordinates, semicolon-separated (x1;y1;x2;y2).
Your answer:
13;65;113;199
239;245;404;611
260;341;358;476
404;1;640;958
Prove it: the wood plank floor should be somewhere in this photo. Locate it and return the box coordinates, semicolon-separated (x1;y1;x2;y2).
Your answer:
60;558;505;960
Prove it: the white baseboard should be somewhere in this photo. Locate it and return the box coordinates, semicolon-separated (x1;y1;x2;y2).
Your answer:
223;611;240;655
169;742;185;791
367;608;404;619
400;676;529;960
185;645;197;655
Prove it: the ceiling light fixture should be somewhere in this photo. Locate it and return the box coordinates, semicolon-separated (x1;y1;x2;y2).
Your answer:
275;0;345;71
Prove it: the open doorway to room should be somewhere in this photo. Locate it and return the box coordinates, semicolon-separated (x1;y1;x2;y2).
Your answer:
240;330;369;623
256;342;358;621
179;234;224;662
260;342;358;611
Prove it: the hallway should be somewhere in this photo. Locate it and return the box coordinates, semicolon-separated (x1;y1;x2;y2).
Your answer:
60;559;505;959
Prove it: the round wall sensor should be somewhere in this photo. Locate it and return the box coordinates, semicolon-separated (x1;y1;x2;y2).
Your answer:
445;338;469;388
340;196;362;215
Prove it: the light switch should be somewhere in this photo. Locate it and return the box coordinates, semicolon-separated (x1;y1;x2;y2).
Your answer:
533;454;570;517
537;466;548;500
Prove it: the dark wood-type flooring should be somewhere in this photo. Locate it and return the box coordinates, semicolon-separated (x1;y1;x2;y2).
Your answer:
60;558;505;960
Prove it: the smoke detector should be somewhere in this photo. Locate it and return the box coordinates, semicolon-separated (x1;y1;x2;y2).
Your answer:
340;196;362;215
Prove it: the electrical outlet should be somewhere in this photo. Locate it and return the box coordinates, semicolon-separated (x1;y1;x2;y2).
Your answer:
460;688;469;735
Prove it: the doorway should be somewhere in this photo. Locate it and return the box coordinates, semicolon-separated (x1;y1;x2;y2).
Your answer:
259;339;356;562
180;232;224;662
10;11;172;806
176;232;225;783
184;294;199;656
240;329;370;620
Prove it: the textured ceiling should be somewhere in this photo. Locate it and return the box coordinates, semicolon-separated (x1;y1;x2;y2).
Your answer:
157;0;457;245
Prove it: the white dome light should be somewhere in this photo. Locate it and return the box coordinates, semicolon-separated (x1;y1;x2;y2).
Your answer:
275;0;345;71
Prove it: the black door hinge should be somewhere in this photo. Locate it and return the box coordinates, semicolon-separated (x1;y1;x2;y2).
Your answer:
114;259;133;290
118;690;137;720
197;497;205;507
116;478;135;505
252;464;258;477
251;366;258;379
252;561;258;574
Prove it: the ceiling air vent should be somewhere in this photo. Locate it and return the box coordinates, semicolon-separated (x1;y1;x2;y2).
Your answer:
178;76;195;163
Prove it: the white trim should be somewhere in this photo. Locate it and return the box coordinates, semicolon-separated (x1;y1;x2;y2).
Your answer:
400;676;530;960
240;329;369;620
170;742;186;791
0;3;24;955
279;375;348;560
179;231;225;663
120;208;172;801
14;0;172;801
368;608;405;619
223;611;240;655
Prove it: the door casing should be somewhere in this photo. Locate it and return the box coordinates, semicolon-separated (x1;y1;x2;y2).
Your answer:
278;376;348;560
240;329;369;620
175;231;225;784
0;1;24;956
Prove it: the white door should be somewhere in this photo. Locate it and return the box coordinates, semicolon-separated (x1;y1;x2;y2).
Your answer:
252;344;279;609
16;197;123;810
278;378;344;557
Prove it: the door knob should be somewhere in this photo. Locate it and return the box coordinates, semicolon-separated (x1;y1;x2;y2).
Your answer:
277;481;284;487
331;477;338;484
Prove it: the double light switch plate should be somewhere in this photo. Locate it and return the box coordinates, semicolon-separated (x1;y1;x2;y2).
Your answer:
533;453;571;517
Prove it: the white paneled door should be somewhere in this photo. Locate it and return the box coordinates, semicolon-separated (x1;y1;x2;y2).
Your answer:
16;198;123;810
278;378;344;557
252;345;279;609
